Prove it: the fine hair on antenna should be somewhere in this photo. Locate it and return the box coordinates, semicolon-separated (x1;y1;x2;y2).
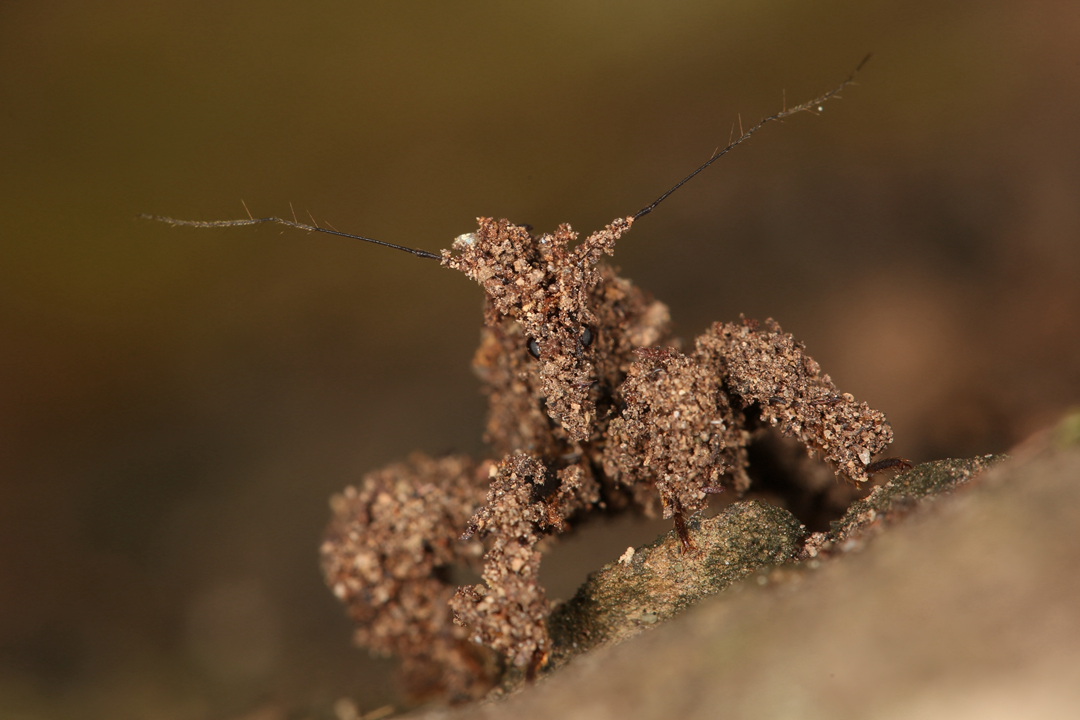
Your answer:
140;55;868;256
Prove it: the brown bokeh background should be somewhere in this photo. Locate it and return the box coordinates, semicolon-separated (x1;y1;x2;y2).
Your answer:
2;1;1078;718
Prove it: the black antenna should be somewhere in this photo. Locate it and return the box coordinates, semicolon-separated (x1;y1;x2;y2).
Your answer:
632;54;870;221
140;203;442;260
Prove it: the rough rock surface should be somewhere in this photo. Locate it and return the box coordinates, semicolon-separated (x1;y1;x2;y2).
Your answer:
546;500;804;664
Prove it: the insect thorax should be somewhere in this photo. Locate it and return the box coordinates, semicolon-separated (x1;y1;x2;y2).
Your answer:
443;217;664;447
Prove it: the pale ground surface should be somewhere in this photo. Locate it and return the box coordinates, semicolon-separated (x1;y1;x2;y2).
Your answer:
408;414;1080;720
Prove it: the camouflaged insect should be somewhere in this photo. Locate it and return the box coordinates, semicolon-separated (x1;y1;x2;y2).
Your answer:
320;212;894;697
148;63;897;701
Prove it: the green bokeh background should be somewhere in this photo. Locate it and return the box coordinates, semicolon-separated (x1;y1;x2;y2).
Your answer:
2;1;1078;717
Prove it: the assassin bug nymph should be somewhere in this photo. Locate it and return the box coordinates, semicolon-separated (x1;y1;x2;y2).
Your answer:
146;57;907;700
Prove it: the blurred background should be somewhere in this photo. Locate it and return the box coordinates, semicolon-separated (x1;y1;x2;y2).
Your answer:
1;0;1078;717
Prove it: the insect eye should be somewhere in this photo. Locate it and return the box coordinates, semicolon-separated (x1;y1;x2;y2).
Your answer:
580;326;594;348
527;338;541;359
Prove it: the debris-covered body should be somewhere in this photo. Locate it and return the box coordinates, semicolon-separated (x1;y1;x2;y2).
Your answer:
319;216;895;698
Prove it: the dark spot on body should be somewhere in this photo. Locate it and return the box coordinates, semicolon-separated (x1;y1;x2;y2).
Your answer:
580;326;594;348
